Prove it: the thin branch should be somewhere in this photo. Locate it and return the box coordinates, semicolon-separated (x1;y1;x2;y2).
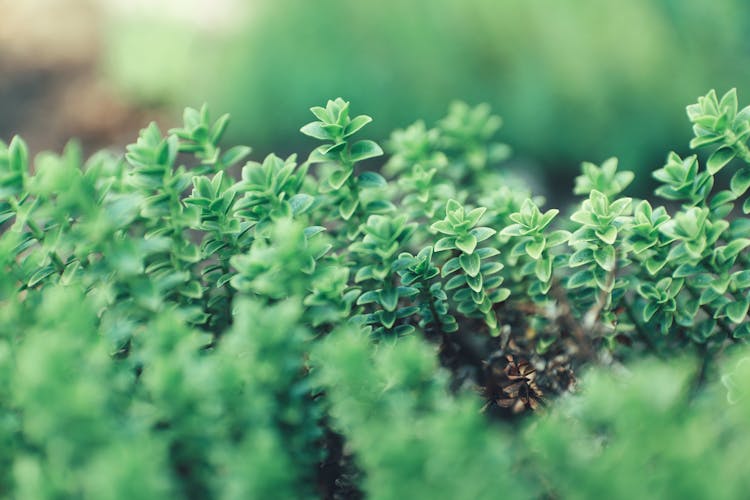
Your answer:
549;278;595;361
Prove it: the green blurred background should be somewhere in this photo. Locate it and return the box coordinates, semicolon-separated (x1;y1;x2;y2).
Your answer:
3;0;750;192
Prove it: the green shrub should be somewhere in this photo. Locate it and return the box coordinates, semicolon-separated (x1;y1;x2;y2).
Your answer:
1;89;749;498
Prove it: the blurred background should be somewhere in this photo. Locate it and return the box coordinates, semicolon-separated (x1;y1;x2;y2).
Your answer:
1;0;749;194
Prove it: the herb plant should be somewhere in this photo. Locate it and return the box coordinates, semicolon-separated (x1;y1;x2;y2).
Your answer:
1;89;750;498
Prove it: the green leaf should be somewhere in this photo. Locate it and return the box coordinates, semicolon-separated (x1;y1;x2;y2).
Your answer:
441;257;461;277
179;280;203;299
379;287;399;312
643;301;660;322
455;234;477;254
365;200;396;214
9;136;29;173
210;113;231;144
357;171;387;188
221;145;252;167
429;237;453;254
710;190;737;209
525;237;545;260
725;300;749;324
470;227;496;242
593;246;616;271
706;147;736;175
730;168;750;197
329;169;352;190
350;140;384;162
459;252;481;277
493;287;511;303
732;270;750;289
300;121;332;140
534;257;553;283
27;265;56;287
445;275;466;290
339;198;359;220
344;115;373;137
546;230;570;247
466;273;484;293
289;193;314;215
567;270;594;289
595;226;618;245
569;249;593;267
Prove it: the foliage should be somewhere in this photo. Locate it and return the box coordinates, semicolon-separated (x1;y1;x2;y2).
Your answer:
1;89;750;497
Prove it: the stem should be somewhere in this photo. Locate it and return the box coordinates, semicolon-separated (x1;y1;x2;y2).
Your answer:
424;286;446;338
549;278;595;361
582;263;617;332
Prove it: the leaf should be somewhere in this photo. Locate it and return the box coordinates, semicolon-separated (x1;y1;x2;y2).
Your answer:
441;257;461;277
569;249;593;267
493;288;511;303
339;198;359;220
178;281;203;299
328;169;352;190
357;171;387;188
9;136;29;173
466;273;484;293
431;220;456;235
455;234;477;254
706;147;736;175
595;226;618;245
434;237;456;252
525;237;545;260
534;257;553;283
725;300;749;324
546;230;570;248
379;288;399;312
221;145;252;167
344;115;373;137
303;226;326;238
322;141;347;155
730;168;750;197
365;200;396;214
470;227;496;242
27;265;55;287
567;270;594;289
445;275;466;290
300;121;332;140
719;238;750;260
593;246;616;271
289;193;314;215
643;301;660;322
732;270;750;289
210;113;231;144
709;190;737;210
459;252;481;277
349;140;384;162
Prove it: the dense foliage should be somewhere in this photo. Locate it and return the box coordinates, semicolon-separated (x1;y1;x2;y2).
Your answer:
1;89;749;498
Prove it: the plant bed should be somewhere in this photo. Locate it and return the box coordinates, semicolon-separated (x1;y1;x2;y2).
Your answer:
1;90;749;498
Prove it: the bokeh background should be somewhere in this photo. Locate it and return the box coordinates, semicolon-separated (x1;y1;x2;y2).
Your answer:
2;0;749;194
